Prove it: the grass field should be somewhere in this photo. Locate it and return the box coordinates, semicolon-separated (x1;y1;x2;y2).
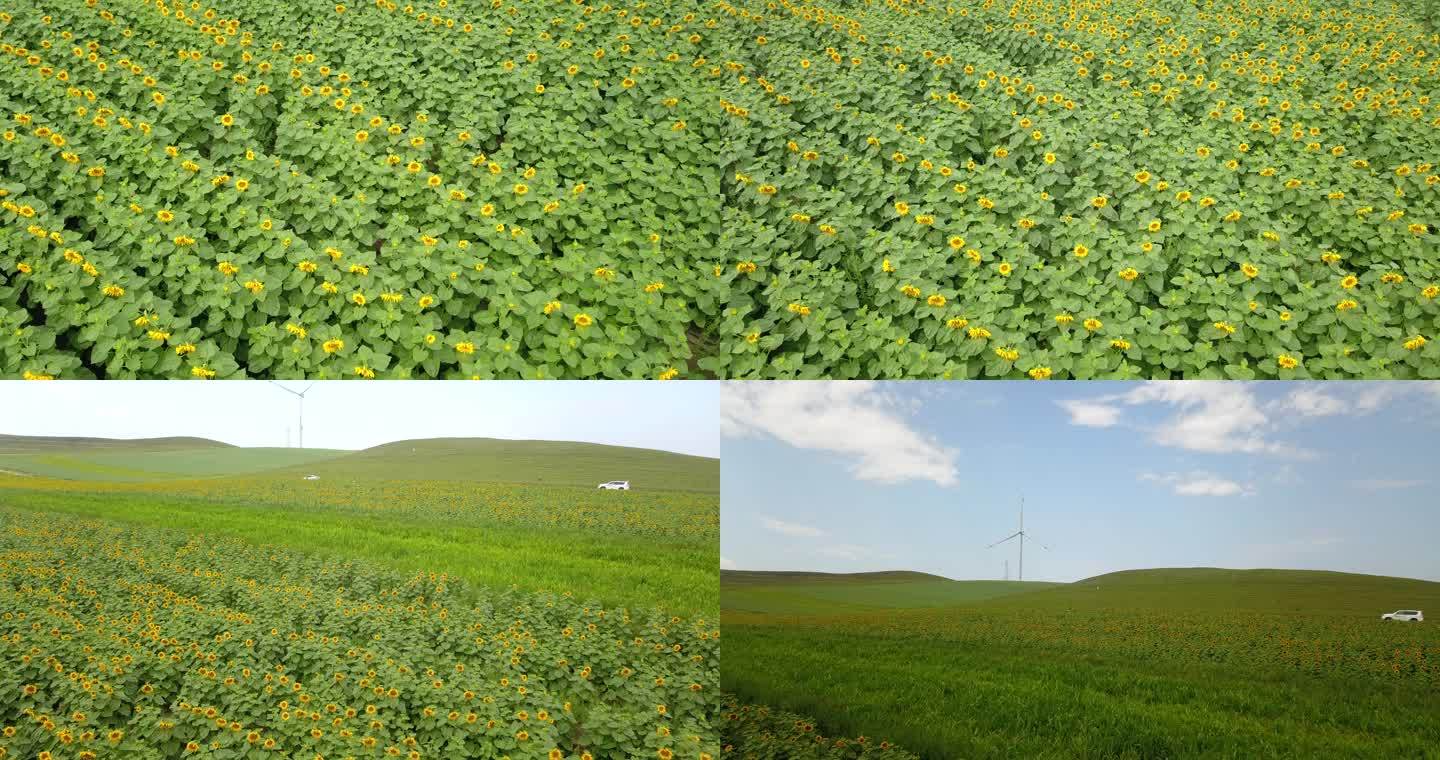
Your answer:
722;569;1440;759
723;570;1057;615
0;435;720;758
0;434;718;490
0;446;347;481
0;435;719;612
286;438;722;491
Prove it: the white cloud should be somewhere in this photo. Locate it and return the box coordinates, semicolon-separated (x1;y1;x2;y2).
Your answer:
1119;382;1300;456
761;516;826;538
815;544;873;561
1059;382;1292;454
1174;477;1247;497
1277;387;1348;417
1349;479;1427;490
1140;471;1251;497
1056;400;1122;427
720;557;737;570
721;382;959;486
1356;385;1407;412
1061;382;1440;458
1274;383;1411;418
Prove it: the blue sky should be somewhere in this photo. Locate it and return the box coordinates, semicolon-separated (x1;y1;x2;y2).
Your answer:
721;382;1440;582
2;381;719;458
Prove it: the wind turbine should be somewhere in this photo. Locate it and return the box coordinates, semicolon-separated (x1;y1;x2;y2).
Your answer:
986;497;1049;581
271;382;315;449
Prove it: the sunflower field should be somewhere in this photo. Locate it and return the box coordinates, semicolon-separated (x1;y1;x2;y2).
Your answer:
0;470;721;614
0;0;723;378
0;471;719;542
5;0;1438;379
711;0;1440;378
719;696;919;760
0;511;720;759
723;603;1440;756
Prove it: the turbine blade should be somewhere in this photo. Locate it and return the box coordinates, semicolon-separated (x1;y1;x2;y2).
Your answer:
987;532;1021;549
1028;534;1052;551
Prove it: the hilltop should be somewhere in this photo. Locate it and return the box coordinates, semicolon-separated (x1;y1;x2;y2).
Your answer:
721;567;1440;618
721;569;1059;615
0;434;717;491
282;437;719;491
984;567;1440;616
0;434;232;453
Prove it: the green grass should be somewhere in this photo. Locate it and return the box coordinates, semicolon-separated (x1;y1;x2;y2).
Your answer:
725;625;1439;759
0;487;716;615
723;570;1058;615
0;434;719;615
0;434;719;491
0;434;230;453
722;569;1440;758
282;438;720;491
1006;567;1440;615
0;447;347;481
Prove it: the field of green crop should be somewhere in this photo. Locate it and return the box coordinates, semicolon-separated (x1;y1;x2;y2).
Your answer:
0;511;719;760
5;0;1439;379
713;0;1440;379
721;694;919;760
722;569;1440;758
0;438;721;758
0;0;723;379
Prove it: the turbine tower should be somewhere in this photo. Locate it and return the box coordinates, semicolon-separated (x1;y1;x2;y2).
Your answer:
271;382;315;449
986;497;1050;581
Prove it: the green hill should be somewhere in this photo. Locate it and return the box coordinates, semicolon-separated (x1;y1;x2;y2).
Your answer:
0;435;718;492
722;570;1059;615
277;438;719;492
721;567;1440;618
722;570;953;586
983;567;1440;616
0;434;231;453
0;439;345;481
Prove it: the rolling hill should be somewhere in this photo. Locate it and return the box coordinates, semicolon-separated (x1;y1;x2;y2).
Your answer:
722;569;1061;615
981;567;1440;616
0;434;717;491
0;436;346;481
277;438;720;491
0;434;232;453
722;567;1440;618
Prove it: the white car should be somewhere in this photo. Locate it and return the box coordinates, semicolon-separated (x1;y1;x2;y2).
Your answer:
597;480;630;490
1381;610;1424;622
